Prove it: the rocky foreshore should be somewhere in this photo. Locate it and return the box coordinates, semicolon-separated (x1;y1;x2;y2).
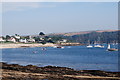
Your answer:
1;62;120;80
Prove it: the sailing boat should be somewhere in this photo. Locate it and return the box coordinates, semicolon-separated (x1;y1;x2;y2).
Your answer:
94;37;104;48
107;44;118;51
86;40;93;48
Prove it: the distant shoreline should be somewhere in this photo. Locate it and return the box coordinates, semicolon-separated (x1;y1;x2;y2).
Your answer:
0;43;55;49
0;43;83;49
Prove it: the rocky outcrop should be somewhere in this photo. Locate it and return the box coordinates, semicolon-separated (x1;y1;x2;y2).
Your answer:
1;62;120;80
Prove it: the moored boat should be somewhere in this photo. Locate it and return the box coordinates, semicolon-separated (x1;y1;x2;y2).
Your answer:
56;46;64;49
94;44;104;48
94;36;104;48
87;45;93;48
86;40;93;48
53;45;64;49
107;44;118;51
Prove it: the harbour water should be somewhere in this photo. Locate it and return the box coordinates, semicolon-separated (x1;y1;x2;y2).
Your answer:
1;44;119;72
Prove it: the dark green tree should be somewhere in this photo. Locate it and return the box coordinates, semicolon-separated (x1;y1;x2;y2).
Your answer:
39;32;45;36
6;35;11;39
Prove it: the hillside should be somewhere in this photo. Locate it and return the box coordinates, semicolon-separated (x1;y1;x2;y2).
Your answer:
48;30;118;36
48;30;119;44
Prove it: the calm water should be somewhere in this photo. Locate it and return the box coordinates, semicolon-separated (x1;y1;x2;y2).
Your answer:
1;44;119;72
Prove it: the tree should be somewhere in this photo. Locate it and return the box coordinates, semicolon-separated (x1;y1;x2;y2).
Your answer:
15;34;20;36
25;36;29;39
6;35;11;39
2;36;5;39
41;41;46;44
15;34;18;36
39;32;45;36
34;37;40;42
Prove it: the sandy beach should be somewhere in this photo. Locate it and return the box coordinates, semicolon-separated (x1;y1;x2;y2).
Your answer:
0;43;82;49
0;43;55;49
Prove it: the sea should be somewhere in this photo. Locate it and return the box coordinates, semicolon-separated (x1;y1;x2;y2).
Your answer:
1;44;119;72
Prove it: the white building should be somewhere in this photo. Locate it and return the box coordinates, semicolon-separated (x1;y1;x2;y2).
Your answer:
27;38;35;42
40;38;44;40
57;39;67;43
0;37;5;42
14;35;20;39
27;36;35;42
62;39;67;43
19;39;27;43
7;37;16;43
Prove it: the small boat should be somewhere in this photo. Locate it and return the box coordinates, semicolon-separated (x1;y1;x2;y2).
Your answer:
86;40;93;48
87;45;93;48
94;36;104;48
94;44;104;48
56;46;64;49
107;44;118;51
53;45;64;49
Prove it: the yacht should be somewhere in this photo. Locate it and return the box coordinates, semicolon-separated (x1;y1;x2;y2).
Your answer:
53;45;64;49
87;45;93;48
56;46;64;49
86;40;93;48
107;44;118;51
94;44;104;48
94;36;104;48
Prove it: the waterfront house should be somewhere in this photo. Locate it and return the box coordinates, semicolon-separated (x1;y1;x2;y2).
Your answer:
0;37;5;42
14;35;20;39
7;37;16;43
27;38;35;42
62;39;67;42
19;39;27;43
27;36;35;42
57;39;67;43
40;37;44;40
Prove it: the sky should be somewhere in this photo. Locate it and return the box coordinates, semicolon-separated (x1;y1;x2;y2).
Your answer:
1;2;118;36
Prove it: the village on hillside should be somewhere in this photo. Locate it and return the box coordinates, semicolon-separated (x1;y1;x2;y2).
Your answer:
0;30;119;45
0;32;68;44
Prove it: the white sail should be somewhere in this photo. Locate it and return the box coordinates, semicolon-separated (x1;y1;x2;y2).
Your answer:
107;44;110;49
